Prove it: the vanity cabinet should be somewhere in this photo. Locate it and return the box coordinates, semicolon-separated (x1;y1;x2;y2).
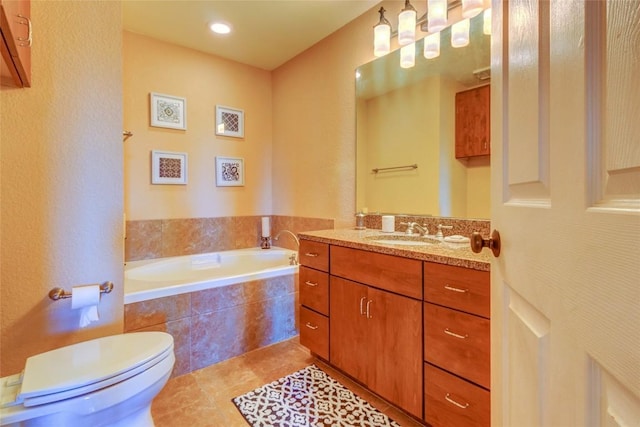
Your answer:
455;85;490;158
298;240;330;360
298;236;491;425
423;262;490;427
330;246;423;419
0;0;31;88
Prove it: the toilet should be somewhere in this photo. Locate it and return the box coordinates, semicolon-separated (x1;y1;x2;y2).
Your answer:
0;331;174;427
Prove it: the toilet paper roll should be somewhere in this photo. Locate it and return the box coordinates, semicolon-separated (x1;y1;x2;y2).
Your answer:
381;215;395;233
72;285;100;328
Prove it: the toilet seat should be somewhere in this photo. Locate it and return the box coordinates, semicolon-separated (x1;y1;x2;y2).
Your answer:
12;332;173;407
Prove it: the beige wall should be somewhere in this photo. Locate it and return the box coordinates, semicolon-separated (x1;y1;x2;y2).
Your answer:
1;2;123;375
272;1;490;225
363;77;442;215
466;156;491;218
123;32;273;220
272;2;391;229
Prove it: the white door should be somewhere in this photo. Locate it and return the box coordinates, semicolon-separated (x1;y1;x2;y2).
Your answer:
491;0;640;426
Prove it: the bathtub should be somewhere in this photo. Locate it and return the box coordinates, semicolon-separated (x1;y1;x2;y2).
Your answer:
124;247;298;304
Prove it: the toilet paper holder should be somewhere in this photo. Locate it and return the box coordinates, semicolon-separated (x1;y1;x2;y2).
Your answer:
49;281;114;301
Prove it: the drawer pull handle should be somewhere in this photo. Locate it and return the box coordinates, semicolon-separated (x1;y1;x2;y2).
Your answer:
366;300;373;319
359;296;367;316
444;284;469;293
305;281;318;287
304;252;319;257
445;393;469;409
444;328;468;339
305;322;319;330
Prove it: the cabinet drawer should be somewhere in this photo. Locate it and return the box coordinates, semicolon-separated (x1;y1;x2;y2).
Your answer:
424;303;490;389
331;246;422;300
300;266;329;315
300;307;329;360
424;262;489;318
425;363;489;427
299;240;329;272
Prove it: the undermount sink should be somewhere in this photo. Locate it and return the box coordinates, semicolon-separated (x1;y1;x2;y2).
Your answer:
364;234;441;246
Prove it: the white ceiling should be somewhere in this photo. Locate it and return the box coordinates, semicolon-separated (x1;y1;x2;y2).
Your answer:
122;1;380;71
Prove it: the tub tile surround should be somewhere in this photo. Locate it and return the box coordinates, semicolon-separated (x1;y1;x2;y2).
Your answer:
125;274;299;377
125;215;334;261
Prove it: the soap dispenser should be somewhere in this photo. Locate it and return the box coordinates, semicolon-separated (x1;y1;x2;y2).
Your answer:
355;211;366;230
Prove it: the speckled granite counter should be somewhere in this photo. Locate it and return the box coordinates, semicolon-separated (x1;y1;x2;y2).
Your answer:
299;228;491;271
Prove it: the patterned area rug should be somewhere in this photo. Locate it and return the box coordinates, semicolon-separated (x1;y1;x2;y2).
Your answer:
232;364;401;427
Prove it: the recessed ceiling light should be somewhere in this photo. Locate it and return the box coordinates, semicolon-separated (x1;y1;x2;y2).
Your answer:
210;22;231;34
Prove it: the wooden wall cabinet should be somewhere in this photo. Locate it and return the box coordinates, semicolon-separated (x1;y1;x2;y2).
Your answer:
455;85;490;158
1;0;31;88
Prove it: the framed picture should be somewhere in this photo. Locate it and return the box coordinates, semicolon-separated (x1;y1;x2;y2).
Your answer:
151;150;188;185
215;156;245;187
215;105;244;138
150;92;186;130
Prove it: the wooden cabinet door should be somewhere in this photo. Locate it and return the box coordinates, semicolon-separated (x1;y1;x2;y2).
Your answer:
455;85;490;158
329;276;369;384
0;0;31;87
367;287;423;419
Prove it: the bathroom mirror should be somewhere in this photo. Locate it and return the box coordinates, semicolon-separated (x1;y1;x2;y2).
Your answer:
356;13;491;219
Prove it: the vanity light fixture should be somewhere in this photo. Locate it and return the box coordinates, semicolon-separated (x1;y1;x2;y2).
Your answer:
400;43;416;68
461;0;484;18
371;0;490;66
423;32;440;59
373;7;391;57
483;8;492;35
398;0;418;46
451;18;470;47
209;22;231;34
427;0;448;33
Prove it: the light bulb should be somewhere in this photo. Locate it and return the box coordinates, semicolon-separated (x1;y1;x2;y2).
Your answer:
209;22;231;34
483;8;492;35
398;1;417;46
427;0;448;33
423;33;440;59
400;43;415;68
451;18;470;48
373;7;391;57
462;0;484;19
374;23;391;57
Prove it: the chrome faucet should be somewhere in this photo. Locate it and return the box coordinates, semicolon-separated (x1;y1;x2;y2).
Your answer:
274;229;300;248
274;230;300;265
402;222;429;236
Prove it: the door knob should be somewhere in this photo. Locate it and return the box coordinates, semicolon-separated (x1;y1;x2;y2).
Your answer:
471;230;501;257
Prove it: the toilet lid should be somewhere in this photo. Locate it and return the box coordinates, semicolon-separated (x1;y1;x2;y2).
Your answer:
18;332;173;407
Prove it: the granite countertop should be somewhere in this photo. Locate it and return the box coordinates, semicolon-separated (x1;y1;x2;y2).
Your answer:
299;228;491;271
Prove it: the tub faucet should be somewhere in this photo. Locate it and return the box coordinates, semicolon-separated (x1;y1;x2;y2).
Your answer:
274;229;300;249
274;230;300;265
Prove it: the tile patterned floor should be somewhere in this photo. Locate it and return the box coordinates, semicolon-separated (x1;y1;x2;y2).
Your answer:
151;337;425;426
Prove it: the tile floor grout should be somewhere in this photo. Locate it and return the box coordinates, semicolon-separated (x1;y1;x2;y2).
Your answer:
151;336;425;426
